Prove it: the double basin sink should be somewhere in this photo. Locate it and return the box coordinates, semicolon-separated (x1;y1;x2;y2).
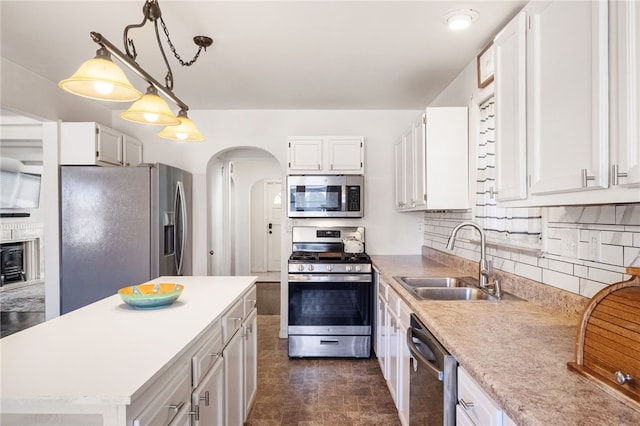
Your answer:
393;276;525;301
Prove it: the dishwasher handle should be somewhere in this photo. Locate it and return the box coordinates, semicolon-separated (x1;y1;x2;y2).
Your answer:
406;326;445;381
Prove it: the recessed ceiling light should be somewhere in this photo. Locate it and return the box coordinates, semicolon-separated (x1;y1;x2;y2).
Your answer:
443;9;479;31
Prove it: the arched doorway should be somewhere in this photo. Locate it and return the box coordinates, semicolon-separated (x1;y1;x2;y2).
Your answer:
206;147;282;277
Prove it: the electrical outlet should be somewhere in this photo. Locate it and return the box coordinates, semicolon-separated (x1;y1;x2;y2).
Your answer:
558;229;579;259
588;231;601;262
417;222;424;233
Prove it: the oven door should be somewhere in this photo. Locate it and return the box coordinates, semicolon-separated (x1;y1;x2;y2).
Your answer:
288;273;373;357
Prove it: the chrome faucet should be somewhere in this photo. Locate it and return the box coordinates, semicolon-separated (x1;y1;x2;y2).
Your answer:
446;221;500;297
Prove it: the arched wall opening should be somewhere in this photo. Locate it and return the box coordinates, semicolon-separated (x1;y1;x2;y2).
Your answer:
206;147;282;277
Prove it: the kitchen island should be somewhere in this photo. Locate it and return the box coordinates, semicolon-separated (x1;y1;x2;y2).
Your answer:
0;275;257;425
372;253;640;425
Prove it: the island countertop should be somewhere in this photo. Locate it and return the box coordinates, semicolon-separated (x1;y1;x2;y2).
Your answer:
0;276;256;408
371;254;640;426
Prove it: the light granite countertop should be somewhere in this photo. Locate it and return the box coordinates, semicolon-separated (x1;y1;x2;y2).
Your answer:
371;253;640;426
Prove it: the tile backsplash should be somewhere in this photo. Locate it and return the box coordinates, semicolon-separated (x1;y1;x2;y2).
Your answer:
422;204;640;298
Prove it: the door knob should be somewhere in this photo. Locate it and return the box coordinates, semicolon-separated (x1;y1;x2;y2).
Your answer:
209;250;214;255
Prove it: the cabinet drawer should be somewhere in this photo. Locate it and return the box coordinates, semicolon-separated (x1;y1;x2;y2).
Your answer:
133;363;190;426
243;285;257;317
457;367;502;426
192;321;222;388
222;298;244;344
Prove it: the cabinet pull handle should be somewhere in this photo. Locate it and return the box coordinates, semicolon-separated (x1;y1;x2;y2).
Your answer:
614;371;633;385
189;405;200;421
459;398;475;410
200;390;210;406
320;339;340;345
611;164;628;186
169;401;185;412
489;186;498;199
247;299;257;309
210;351;221;359
581;169;595;187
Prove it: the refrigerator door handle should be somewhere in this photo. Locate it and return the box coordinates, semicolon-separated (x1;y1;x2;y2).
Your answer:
175;180;187;275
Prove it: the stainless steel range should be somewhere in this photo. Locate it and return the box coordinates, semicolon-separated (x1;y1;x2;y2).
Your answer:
288;226;373;358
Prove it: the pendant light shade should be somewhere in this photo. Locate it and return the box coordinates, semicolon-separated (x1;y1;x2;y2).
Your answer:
157;110;205;141
58;48;142;102
120;86;180;126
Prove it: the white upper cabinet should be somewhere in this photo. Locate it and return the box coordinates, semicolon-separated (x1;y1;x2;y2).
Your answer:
288;136;364;174
527;0;609;196
494;0;639;207
60;122;143;167
612;0;640;188
494;11;528;202
395;107;468;211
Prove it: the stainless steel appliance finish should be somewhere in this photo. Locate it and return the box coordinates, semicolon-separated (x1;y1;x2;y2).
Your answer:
407;314;457;426
288;226;373;358
60;163;192;314
287;175;364;218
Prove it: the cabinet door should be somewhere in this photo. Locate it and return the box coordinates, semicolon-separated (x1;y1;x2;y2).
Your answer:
527;0;609;195
413;114;427;209
613;0;640;188
288;138;323;172
224;329;244;426
397;300;412;426
123;136;143;167
394;138;406;210
326;137;364;173
96;124;123;166
386;306;399;406
376;292;388;376
192;357;225;426
401;128;415;209
243;308;258;421
494;11;528;201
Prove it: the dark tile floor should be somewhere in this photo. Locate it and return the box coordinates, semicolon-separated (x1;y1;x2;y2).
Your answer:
245;316;401;426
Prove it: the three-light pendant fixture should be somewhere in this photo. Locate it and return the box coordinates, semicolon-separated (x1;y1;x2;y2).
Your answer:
58;0;211;142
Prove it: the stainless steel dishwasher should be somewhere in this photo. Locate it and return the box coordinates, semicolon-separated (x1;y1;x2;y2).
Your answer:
406;314;457;426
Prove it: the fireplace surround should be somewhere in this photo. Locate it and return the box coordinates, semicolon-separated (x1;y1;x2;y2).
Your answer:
0;223;43;287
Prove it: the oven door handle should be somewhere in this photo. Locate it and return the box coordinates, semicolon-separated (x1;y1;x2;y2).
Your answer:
406;326;445;381
288;274;372;283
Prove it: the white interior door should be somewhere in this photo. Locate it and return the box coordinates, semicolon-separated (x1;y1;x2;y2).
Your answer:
266;180;281;271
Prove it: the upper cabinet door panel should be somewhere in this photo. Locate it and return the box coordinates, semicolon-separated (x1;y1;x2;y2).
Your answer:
494;11;528;201
614;0;640;188
527;0;609;195
327;137;364;172
288;138;323;172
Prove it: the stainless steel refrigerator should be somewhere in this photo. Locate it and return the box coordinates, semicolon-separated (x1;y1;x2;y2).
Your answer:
60;163;192;314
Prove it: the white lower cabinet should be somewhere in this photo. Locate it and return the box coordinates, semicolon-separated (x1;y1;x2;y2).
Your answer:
457;366;514;426
375;275;412;426
243;307;258;419
191;357;225;425
224;328;244;426
132;363;191;426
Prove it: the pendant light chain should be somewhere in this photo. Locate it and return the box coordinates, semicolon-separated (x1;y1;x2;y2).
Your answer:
159;17;206;67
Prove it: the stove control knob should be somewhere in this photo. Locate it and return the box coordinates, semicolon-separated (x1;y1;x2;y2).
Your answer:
297;264;304;272
326;264;334;272
355;265;362;272
307;264;314;271
346;265;353;273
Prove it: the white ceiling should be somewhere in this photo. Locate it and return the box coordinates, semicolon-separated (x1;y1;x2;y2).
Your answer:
0;0;526;111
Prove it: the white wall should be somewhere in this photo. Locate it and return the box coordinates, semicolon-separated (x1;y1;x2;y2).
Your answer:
117;109;424;276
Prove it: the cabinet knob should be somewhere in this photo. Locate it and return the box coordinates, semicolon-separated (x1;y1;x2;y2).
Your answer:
614;371;633;385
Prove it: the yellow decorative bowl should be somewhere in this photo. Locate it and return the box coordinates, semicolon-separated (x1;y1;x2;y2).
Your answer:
118;283;184;309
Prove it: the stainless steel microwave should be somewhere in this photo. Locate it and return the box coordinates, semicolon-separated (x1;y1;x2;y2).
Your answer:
287;175;364;218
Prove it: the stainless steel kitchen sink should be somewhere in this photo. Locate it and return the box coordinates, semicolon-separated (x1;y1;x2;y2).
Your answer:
393;276;472;288
393;276;525;301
